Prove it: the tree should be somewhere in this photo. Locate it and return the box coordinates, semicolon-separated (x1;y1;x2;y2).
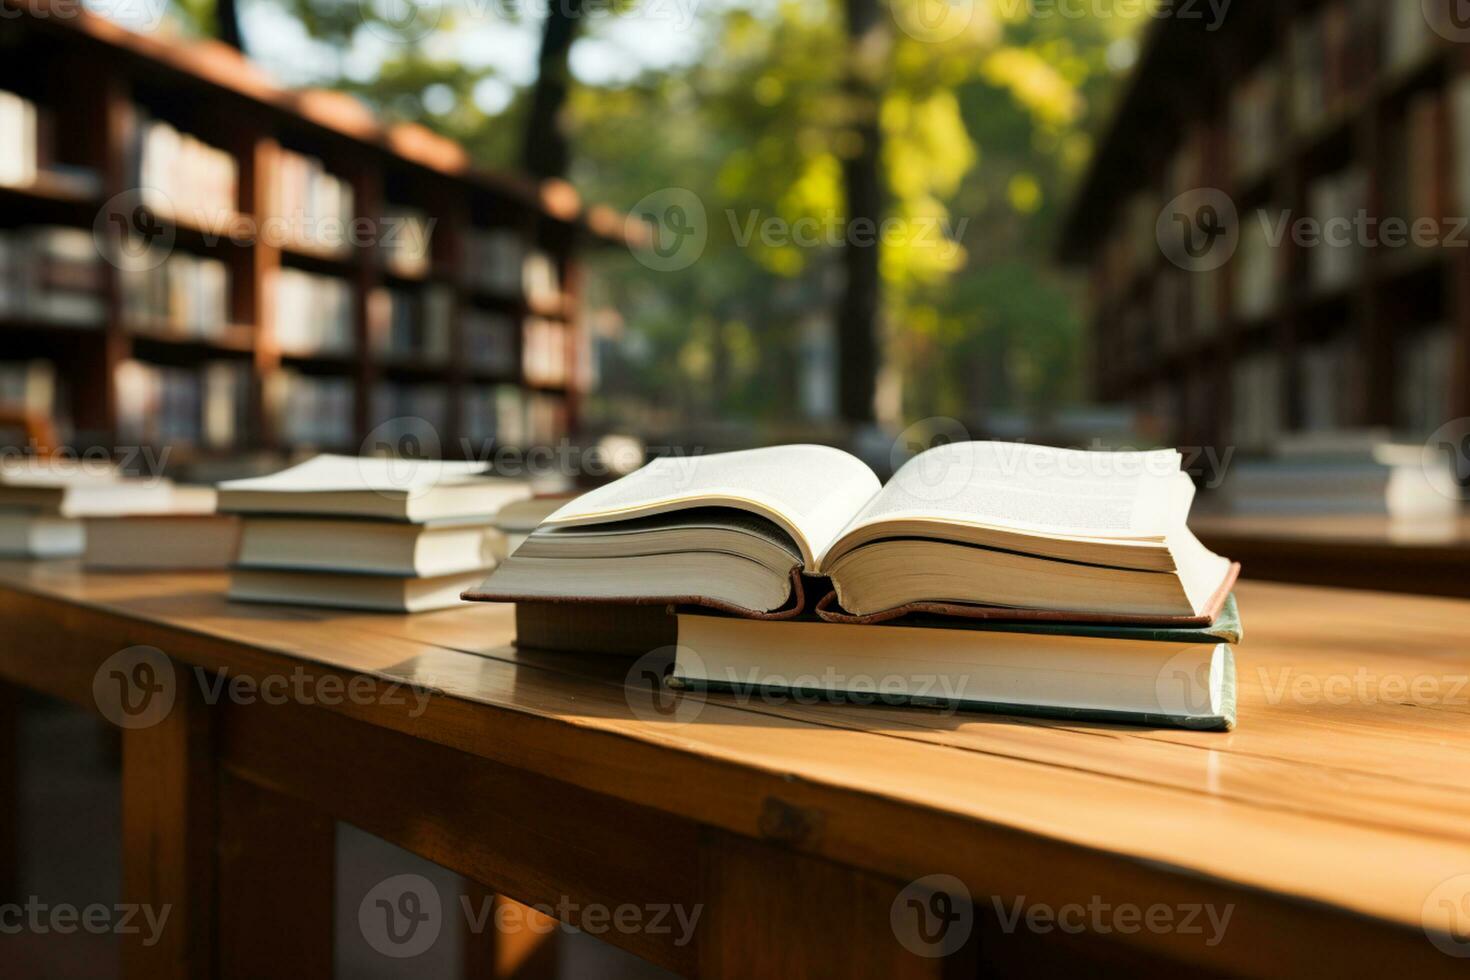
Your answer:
835;0;889;424
522;0;584;179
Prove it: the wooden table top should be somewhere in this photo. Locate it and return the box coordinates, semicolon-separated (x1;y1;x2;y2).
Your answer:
1;560;1468;972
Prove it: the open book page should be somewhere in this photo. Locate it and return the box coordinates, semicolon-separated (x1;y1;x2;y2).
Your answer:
543;445;881;568
829;442;1187;557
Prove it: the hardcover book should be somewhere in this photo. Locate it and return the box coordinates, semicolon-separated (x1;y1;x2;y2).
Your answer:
466;442;1239;625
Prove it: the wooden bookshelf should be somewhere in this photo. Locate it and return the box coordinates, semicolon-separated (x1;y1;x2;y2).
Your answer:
0;0;631;460
1059;0;1470;455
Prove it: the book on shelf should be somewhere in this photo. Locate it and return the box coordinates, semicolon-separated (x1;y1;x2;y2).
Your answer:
267;370;354;449
370;285;451;364
0;89;38;188
1453;77;1470;218
115;359;250;450
1229;353;1284;453
0;360;65;435
464;228;525;295
120;249;232;338
83;485;241;571
1306;167;1368;292
464;310;519;376
0;90;102;198
221;454;532;613
1299;335;1361;433
466;442;1239;623
0;226;106;326
1397;323;1455;437
523;250;561;310
1234;206;1280;321
523;317;571;387
670;604;1239;731
272;267;355;356
271;148;353;255
461;384;528;448
370;383;450;441
380;205;433;279
133;112;238;224
1387;0;1439;70
1230;62;1280;182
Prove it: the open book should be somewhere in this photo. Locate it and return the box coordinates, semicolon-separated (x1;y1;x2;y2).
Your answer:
464;443;1239;623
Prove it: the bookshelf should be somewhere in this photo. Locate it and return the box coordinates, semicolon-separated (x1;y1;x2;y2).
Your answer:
0;0;630;461
1059;0;1470;456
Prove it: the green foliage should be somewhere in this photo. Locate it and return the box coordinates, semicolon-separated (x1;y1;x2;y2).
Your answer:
182;0;1142;429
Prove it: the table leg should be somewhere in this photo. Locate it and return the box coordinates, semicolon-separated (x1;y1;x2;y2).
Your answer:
0;681;18;904
461;880;560;980
698;831;977;979
119;662;214;980
216;771;335;979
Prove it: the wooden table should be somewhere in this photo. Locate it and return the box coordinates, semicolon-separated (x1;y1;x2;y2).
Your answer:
1;560;1468;978
1192;513;1470;598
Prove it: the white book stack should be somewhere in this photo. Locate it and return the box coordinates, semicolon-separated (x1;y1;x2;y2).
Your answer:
83;485;241;571
219;455;533;613
1221;431;1460;519
0;459;177;559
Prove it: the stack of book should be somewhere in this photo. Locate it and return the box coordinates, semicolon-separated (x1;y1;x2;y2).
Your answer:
0;460;184;559
219;455;533;612
84;485;240;570
1220;431;1461;518
467;443;1244;731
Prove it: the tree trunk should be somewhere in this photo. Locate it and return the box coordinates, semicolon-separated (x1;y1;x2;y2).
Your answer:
217;0;245;52
522;0;585;179
836;0;888;425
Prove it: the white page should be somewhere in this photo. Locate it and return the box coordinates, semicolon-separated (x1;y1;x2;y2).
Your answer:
219;454;490;494
544;445;880;567
844;442;1186;541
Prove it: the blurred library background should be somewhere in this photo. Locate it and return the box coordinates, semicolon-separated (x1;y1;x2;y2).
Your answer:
4;0;1468;502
